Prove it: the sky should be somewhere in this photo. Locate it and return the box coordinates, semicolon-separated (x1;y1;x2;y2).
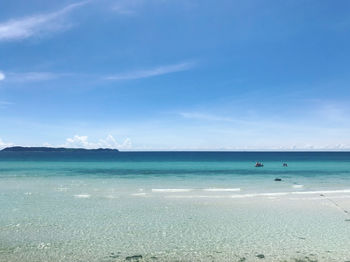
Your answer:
1;0;350;150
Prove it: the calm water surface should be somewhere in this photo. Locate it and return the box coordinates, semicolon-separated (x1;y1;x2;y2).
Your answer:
1;152;350;261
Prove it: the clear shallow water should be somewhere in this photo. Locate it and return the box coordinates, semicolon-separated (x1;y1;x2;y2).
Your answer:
1;152;350;262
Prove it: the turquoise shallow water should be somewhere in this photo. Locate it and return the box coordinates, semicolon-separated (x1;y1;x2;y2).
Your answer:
1;152;350;261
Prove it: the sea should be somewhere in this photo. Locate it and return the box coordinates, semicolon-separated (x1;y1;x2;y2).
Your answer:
1;151;350;262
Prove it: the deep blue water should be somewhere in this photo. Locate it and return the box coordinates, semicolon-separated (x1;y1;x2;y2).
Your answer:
1;151;350;180
1;151;350;162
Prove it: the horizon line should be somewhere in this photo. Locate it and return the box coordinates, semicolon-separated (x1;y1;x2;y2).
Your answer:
1;146;350;153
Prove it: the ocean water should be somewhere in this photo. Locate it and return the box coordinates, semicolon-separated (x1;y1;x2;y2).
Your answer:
1;152;350;262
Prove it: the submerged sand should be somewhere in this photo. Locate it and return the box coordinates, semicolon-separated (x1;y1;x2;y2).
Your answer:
1;177;350;262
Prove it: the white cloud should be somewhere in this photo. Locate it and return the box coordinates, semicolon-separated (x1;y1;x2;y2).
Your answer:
64;134;132;150
65;135;90;148
180;112;236;122
0;62;194;83
0;71;5;80
113;0;144;15
0;138;13;149
0;1;87;41
105;62;195;80
5;72;61;82
120;138;132;149
98;135;132;149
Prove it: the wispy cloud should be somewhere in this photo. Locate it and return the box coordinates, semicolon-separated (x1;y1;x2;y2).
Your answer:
1;62;194;84
105;62;195;81
180;112;237;122
0;1;88;41
5;72;63;82
0;71;5;81
113;0;144;15
64;134;132;150
0;138;13;149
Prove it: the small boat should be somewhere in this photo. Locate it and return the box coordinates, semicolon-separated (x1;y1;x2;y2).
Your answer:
255;162;264;167
283;163;288;167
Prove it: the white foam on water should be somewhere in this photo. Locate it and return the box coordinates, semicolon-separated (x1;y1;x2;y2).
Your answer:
166;193;286;199
103;195;119;199
291;189;350;195
260;192;289;197
162;189;350;200
74;194;91;198
165;195;228;199
131;193;148;196
231;190;350;199
292;185;304;189
203;188;241;192
230;193;288;199
289;195;350;201
37;243;51;250
230;194;257;198
152;189;193;193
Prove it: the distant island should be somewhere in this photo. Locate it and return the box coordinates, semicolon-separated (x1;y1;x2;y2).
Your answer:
1;146;119;152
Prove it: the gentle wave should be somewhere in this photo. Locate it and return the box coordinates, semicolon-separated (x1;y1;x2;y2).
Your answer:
164;189;350;199
151;188;241;193
292;185;304;189
291;195;350;200
231;189;350;198
103;195;118;199
203;188;241;192
165;195;228;199
230;192;289;198
74;194;91;198
152;189;193;192
131;193;148;196
291;189;350;195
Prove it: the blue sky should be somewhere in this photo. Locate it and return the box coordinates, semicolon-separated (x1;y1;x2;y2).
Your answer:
1;0;350;150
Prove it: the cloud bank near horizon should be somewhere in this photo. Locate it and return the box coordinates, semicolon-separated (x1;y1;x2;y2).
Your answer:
1;136;350;151
63;135;132;150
